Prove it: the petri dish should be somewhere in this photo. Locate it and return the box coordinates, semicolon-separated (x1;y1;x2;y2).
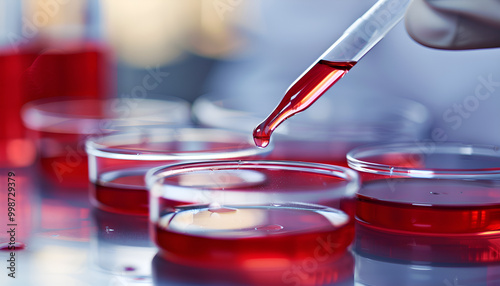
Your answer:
86;127;271;215
22;96;191;188
347;142;500;235
146;160;359;269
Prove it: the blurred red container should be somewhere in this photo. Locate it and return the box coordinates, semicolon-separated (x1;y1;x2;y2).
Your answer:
0;42;112;168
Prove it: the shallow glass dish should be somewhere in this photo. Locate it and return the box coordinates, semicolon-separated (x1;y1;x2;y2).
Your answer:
146;160;359;269
86;127;270;215
347;142;500;235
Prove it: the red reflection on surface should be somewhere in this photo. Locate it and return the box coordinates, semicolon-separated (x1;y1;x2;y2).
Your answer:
39;198;91;242
153;251;354;286
0;170;34;249
356;222;500;264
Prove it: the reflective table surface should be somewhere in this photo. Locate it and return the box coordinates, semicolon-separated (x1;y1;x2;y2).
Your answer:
2;167;500;286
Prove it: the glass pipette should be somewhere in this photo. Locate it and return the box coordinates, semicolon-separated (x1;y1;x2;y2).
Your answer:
253;0;412;148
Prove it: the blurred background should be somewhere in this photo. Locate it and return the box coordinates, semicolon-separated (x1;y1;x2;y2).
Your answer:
1;0;500;166
2;1;500;285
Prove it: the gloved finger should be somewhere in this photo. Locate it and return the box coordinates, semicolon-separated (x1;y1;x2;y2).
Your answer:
425;0;500;27
405;0;500;49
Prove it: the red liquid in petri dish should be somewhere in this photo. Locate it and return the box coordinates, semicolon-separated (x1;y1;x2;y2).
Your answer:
154;204;354;269
91;168;151;216
253;60;356;148
92;169;355;217
356;178;500;235
155;167;357;219
90;139;268;215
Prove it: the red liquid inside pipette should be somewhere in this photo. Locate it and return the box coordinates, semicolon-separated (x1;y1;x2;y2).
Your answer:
253;60;356;147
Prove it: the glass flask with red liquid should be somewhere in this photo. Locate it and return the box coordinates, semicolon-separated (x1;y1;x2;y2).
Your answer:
0;0;113;168
86;128;271;215
146;160;359;269
0;42;112;168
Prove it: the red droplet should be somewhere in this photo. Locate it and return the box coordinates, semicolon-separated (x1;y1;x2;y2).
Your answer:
253;125;270;148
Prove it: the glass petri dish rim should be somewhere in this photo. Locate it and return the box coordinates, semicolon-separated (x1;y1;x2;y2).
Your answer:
86;127;272;161
145;159;360;199
347;142;500;179
21;95;191;132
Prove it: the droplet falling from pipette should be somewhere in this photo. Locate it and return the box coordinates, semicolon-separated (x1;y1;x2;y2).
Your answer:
253;60;356;148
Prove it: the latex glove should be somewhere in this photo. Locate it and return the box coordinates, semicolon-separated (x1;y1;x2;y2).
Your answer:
405;0;500;49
